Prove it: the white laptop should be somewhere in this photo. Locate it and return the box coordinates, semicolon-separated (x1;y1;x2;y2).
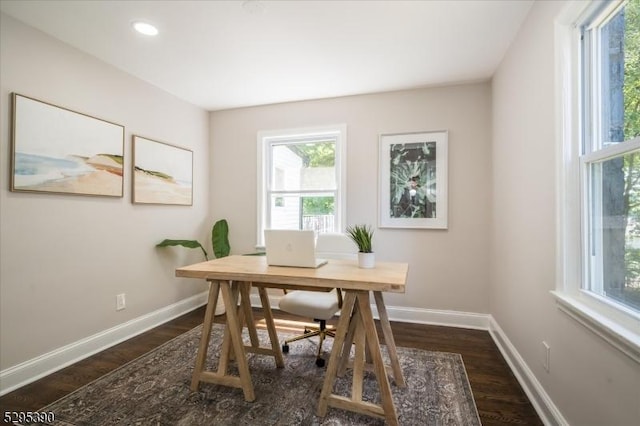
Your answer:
264;229;328;268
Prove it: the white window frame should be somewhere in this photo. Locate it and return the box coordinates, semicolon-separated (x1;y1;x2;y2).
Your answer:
256;124;347;248
554;0;640;363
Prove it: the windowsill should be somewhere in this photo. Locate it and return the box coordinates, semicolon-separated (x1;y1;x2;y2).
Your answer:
551;291;640;363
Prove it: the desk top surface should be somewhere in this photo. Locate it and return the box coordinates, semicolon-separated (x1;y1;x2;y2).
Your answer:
176;255;408;293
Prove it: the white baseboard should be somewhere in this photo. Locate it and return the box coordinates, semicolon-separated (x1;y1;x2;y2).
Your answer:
0;291;209;396
488;317;568;426
380;304;490;330
251;293;490;330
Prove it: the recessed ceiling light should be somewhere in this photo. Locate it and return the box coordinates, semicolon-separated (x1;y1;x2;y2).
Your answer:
132;21;158;36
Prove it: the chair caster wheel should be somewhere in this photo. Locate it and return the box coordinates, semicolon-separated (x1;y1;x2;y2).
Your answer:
315;358;325;367
282;344;289;353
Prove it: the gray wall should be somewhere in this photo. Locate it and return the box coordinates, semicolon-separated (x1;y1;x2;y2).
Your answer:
0;14;210;370
491;1;639;425
210;84;492;314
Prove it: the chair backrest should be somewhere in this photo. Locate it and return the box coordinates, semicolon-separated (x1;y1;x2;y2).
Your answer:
316;233;357;260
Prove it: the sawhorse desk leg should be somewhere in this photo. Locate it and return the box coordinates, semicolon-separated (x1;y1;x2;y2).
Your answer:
190;280;284;402
318;290;402;426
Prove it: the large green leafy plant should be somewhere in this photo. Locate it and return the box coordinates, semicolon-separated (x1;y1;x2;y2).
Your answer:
157;219;230;260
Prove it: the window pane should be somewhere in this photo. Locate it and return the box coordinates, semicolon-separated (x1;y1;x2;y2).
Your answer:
587;150;640;312
302;196;335;233
270;141;335;191
269;194;335;233
270;194;301;230
599;0;640;146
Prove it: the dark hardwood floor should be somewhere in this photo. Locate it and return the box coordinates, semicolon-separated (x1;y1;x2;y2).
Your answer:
0;306;542;425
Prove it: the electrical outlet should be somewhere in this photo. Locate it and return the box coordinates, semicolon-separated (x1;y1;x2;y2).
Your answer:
116;293;126;311
542;341;550;372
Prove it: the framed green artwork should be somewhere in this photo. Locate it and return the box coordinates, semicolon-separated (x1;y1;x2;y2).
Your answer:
379;130;448;229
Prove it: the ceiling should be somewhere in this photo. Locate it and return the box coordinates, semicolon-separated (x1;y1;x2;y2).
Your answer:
0;0;533;111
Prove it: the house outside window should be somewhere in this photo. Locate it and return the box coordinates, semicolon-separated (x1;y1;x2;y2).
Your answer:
556;0;640;361
256;125;347;247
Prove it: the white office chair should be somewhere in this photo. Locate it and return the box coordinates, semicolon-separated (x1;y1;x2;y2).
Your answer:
278;233;357;367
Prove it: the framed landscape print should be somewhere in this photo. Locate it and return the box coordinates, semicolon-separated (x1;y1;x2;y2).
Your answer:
11;93;125;197
379;130;448;229
132;135;193;205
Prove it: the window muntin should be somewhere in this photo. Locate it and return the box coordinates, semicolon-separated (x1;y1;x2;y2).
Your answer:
257;126;346;247
580;0;640;315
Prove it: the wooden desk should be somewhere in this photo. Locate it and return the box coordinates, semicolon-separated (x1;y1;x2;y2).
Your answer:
176;255;408;425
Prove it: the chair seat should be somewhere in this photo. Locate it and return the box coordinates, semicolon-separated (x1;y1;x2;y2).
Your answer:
278;290;340;320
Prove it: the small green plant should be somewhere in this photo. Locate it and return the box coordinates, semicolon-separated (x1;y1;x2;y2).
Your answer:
157;219;230;260
346;224;374;253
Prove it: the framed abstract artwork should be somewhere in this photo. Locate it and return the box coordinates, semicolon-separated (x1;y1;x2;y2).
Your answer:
10;93;125;197
379;130;448;229
132;135;193;205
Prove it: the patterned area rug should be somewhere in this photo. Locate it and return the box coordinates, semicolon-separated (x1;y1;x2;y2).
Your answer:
31;323;480;425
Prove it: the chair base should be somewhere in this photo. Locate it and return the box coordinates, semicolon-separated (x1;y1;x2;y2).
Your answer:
281;319;335;367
